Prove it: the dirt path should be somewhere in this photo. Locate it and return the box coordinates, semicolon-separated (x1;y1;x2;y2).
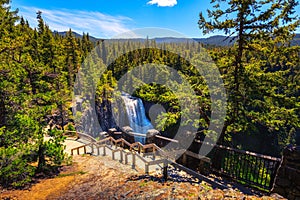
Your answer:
0;139;286;200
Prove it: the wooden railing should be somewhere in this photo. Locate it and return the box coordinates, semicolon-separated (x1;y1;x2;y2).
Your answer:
65;131;98;143
68;130;281;192
70;136;168;177
71;143;90;155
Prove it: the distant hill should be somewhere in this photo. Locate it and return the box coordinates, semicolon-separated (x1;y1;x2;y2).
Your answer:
53;31;100;43
108;36;235;46
291;33;300;46
154;34;300;46
110;36;235;46
54;31;300;47
193;35;236;46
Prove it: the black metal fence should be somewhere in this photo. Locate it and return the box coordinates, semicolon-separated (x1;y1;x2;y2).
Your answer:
192;140;282;191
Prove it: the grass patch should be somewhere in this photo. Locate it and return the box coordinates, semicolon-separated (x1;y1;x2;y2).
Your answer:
57;171;86;178
188;193;196;197
139;180;151;187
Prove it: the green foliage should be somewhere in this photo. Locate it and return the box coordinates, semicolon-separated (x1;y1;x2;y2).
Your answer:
0;1;92;187
0;146;35;187
198;0;300;151
0;0;299;188
56;170;86;178
95;46;212;137
43;130;67;166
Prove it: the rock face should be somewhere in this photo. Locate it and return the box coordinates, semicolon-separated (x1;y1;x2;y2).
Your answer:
96;99;117;132
74;96;102;138
271;145;300;200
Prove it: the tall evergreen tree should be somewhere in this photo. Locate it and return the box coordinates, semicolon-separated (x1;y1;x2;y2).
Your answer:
0;6;67;187
199;0;300;151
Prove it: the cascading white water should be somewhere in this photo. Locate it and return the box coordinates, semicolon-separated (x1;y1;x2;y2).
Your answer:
121;92;153;143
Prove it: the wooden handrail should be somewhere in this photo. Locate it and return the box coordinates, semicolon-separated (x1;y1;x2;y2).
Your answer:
70;134;194;162
122;139;132;147
71;143;92;155
95;137;113;144
130;142;143;150
69;130;283;192
155;135;179;143
65;131;98;142
126;132;147;137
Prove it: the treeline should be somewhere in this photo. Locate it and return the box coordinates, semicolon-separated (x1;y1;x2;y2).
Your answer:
91;0;300;157
0;0;299;188
0;1;94;187
93;35;299;157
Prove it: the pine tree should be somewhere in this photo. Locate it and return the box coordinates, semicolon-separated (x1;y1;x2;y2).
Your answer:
0;6;67;187
199;0;300;150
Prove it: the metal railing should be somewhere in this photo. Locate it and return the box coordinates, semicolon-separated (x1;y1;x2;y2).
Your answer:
192;140;281;191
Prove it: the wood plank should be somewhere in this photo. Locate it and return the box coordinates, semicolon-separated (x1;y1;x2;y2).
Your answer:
148;159;168;166
155;135;179;143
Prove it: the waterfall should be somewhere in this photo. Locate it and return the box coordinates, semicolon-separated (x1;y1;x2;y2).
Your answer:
121;92;153;143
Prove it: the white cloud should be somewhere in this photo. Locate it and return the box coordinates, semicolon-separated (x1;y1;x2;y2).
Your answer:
18;6;134;38
147;0;177;7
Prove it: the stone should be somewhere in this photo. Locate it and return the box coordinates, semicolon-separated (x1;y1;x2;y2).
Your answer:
292;188;300;196
99;131;108;138
270;193;285;199
272;145;300;199
290;170;300;183
272;186;286;197
108;128;117;134
146;129;160;137
277;178;291;187
146;129;160;144
122;126;133;133
287;193;295;200
286;159;300;167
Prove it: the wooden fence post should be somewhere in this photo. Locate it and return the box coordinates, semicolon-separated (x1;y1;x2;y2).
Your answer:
132;153;136;169
125;153;128;164
120;151;123;163
163;160;168;180
103;146;106;156
91;144;94;154
182;152;187;166
145;163;149;174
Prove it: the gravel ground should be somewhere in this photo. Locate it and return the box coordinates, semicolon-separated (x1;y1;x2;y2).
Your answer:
0;138;286;200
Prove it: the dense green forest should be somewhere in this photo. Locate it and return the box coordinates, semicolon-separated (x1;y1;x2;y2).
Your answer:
0;1;93;187
0;0;299;187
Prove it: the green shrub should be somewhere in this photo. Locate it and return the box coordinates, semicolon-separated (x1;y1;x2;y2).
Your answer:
0;146;35;188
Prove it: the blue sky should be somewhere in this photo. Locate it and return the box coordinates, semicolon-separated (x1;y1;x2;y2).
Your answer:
10;0;300;39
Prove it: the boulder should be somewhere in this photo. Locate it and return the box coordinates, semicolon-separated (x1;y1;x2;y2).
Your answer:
122;126;133;133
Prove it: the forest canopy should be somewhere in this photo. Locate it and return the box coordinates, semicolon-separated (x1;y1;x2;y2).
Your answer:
0;0;299;188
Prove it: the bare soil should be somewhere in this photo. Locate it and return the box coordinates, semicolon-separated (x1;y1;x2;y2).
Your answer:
0;154;285;200
0;138;286;200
